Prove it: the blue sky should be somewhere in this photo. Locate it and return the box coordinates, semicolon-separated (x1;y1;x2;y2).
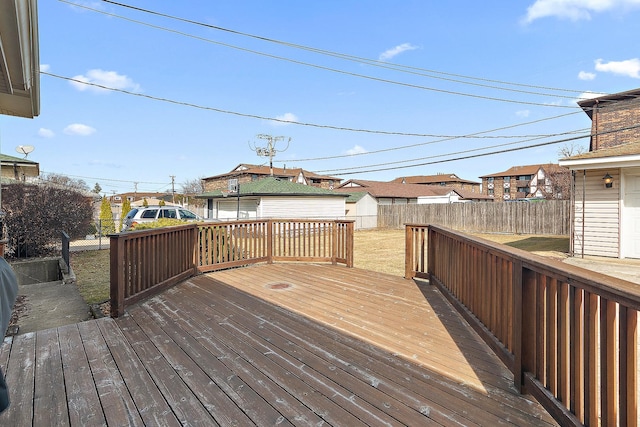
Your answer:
1;0;640;195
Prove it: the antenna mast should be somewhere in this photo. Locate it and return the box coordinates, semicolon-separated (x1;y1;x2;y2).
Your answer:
250;134;291;176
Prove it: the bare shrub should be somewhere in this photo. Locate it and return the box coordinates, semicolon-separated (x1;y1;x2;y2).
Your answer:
2;182;93;258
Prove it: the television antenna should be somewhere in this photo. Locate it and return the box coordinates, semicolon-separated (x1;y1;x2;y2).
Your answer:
15;145;35;158
249;134;290;176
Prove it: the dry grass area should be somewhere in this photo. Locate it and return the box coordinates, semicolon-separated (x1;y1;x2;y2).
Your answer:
354;228;570;277
70;249;110;304
70;229;570;305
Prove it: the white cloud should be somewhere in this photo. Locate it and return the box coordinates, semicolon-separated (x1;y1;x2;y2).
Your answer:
64;123;96;136
38;128;55;138
345;145;368;155
595;58;640;78
523;0;640;24
270;112;298;127
378;43;419;61
40;64;51;72
578;70;596;80
69;69;141;93
516;110;531;118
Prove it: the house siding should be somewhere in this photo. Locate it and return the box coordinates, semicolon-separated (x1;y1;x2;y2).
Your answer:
346;194;378;229
572;169;620;257
260;197;345;219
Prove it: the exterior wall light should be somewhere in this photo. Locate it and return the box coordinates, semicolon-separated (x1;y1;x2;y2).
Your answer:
603;173;613;188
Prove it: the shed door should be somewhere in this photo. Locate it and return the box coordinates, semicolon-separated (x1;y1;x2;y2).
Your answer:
623;170;640;259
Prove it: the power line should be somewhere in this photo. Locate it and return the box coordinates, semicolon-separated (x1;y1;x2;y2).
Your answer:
314;122;640;175
99;0;592;99
44;71;586;138
62;0;581;108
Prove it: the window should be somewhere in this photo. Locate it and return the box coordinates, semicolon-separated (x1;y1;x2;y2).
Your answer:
518;175;531;181
488;188;494;196
114;196;122;201
503;176;511;182
141;209;158;219
160;209;177;219
487;177;494;183
517;187;530;193
179;209;197;220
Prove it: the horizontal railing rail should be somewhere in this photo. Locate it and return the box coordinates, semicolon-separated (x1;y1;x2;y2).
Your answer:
406;224;639;427
111;219;354;317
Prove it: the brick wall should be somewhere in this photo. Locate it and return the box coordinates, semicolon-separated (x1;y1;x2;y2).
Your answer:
591;97;640;150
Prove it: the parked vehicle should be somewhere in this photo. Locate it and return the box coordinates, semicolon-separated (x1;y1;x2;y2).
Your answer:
121;206;205;231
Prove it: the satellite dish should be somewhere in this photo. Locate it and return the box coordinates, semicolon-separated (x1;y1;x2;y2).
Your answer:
16;145;34;155
15;145;35;158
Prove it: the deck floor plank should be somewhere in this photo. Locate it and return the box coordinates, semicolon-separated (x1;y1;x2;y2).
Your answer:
4;332;36;426
117;315;219;426
76;320;144;427
128;306;270;426
144;291;329;427
33;328;70;427
161;282;428;427
57;323;107;426
0;264;558;426
187;273;553;426
154;287;374;427
94;317;182;427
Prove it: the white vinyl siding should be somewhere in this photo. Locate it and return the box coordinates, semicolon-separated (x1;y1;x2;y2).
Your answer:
217;199;258;220
347;194;378;229
259;196;345;219
572;169;621;257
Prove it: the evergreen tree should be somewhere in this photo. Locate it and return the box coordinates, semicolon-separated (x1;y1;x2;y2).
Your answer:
143;198;148;207
99;197;116;236
159;199;166;206
120;198;132;230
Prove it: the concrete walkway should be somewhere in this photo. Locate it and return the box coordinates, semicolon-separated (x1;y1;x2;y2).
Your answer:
12;280;92;335
562;255;640;285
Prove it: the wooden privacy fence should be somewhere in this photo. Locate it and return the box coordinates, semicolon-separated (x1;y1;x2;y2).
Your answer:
111;219;354;317
381;200;570;235
406;224;639;427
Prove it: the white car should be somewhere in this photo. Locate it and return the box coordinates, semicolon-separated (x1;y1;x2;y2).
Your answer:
121;206;204;231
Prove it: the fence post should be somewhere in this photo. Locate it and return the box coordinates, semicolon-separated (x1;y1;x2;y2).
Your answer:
61;231;70;269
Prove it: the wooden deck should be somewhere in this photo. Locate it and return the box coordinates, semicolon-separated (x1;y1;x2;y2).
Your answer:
0;264;557;426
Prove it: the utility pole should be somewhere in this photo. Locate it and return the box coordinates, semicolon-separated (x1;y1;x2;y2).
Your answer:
250;134;291;176
170;175;176;204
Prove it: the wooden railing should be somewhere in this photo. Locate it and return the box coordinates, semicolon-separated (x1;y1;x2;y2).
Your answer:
406;224;640;427
111;219;354;316
110;224;198;318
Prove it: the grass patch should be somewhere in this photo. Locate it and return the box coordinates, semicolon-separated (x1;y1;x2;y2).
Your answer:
70;249;110;304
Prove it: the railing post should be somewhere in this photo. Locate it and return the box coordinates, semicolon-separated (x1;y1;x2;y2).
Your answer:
513;259;524;392
346;221;354;268
267;220;273;264
427;226;433;280
331;221;338;265
110;234;125;318
405;225;414;279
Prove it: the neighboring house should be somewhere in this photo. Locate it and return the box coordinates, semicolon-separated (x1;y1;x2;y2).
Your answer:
0;153;39;182
197;177;347;221
334;179;489;229
0;0;40;119
479;164;569;201
560;88;640;259
389;173;481;193
110;192;172;206
202;164;341;191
